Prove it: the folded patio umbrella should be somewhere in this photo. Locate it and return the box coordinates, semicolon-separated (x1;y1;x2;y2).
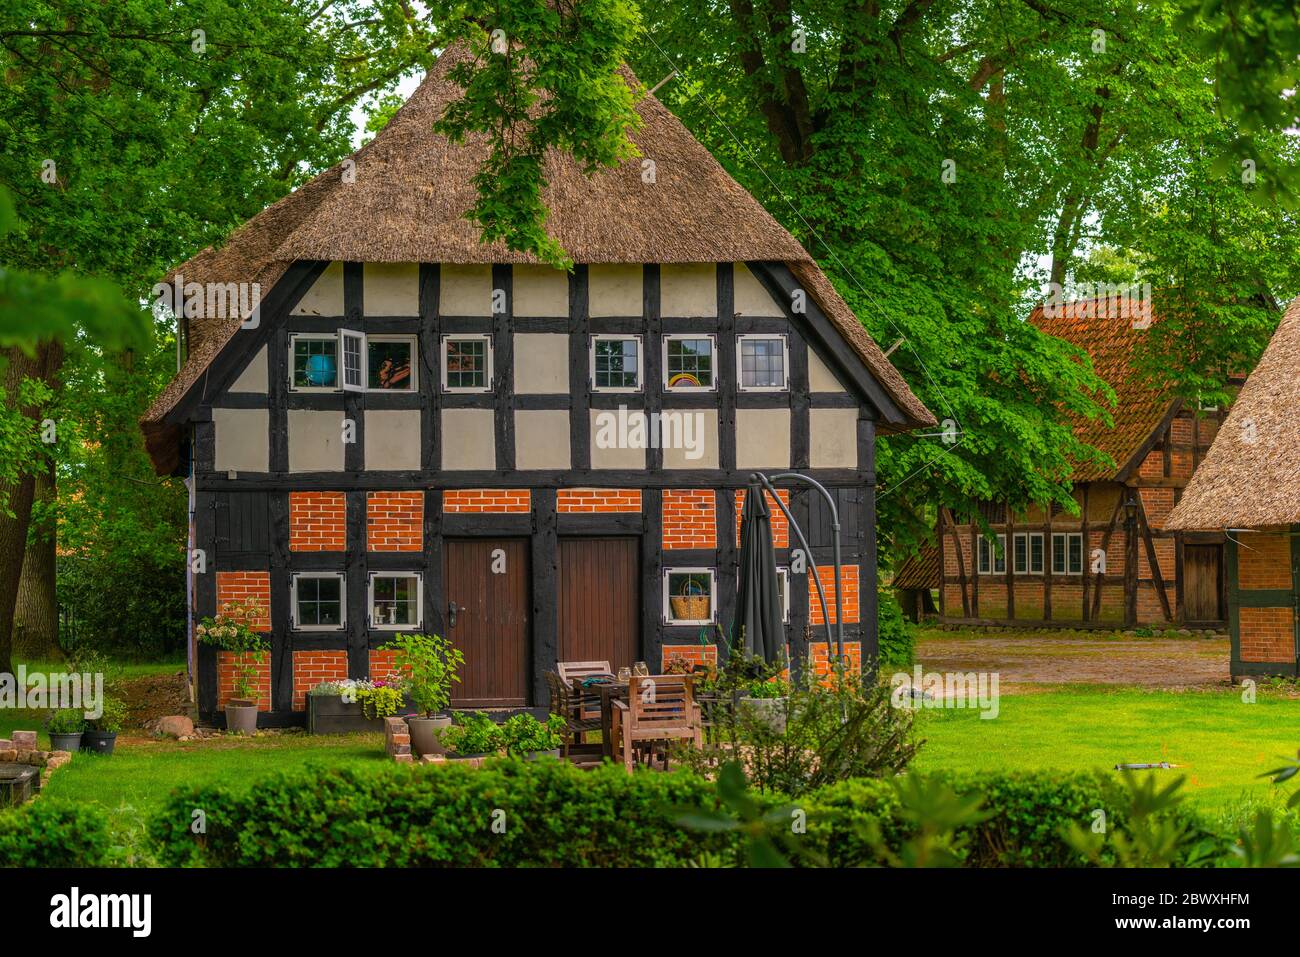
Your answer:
734;479;786;665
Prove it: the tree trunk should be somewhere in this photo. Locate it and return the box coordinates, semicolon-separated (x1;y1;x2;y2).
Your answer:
13;462;59;661
0;342;60;675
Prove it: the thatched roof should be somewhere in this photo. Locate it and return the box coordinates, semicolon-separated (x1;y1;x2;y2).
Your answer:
1029;297;1172;482
1167;297;1300;530
140;42;933;472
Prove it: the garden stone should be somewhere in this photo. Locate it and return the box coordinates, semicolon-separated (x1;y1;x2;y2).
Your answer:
0;750;15;762
0;739;10;750
155;715;195;738
11;731;36;749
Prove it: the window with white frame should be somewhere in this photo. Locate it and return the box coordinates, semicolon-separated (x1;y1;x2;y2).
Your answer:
591;335;642;391
663;568;716;624
977;534;1006;575
442;335;492;391
1013;532;1044;574
291;572;345;630
737;335;788;391
1052;533;1084;575
291;334;340;390
736;567;790;623
367;335;417;391
368;573;422;629
290;332;417;392
663;335;716;391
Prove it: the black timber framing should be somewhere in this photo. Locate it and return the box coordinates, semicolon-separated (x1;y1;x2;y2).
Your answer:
1225;529;1300;679
182;260;890;722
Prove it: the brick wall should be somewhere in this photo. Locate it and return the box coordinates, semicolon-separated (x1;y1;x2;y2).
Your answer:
1239;530;1292;589
810;641;862;675
290;491;346;551
734;489;790;547
369;648;404;682
367;491;423;551
1240;607;1295;662
1140;488;1175;530
663;489;716;549
292;650;349;710
443;489;531;513
808;564;859;625
214;571;271;629
217;651;271;711
661;643;718;672
976;582;1008;620
557;488;642;512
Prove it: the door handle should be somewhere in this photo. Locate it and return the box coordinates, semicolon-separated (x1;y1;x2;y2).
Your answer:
448;601;459;628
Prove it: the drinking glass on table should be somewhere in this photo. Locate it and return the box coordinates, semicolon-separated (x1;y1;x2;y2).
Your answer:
632;661;649;677
617;667;632;683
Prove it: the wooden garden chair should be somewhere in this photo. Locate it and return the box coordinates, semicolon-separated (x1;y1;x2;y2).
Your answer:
557;659;613;721
545;671;602;759
610;674;703;773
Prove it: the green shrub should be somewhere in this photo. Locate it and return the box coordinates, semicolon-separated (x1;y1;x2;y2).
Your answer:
0;801;118;867
876;590;915;668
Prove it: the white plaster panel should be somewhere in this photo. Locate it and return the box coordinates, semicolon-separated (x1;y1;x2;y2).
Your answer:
440;408;496;470
810;408;859;468
589;409;647;469
735;408;791;469
288;409;346;472
588;264;643;317
514;410;571;469
808;348;848;393
661;263;718;317
228;345;268;394
364;409;422;470
512;265;569;317
733;263;785;317
212;408;269;473
292;261;345;316
363;262;420;316
513;334;569;394
662;409;719;469
440;265;494;316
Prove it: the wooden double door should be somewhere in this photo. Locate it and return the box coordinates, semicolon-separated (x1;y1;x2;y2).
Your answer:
441;536;641;708
1184;543;1225;623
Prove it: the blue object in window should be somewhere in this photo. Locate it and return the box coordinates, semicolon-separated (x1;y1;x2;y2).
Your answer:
305;354;337;387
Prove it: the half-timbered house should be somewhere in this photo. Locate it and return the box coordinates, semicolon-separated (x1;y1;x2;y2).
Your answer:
1168;298;1300;678
939;298;1235;631
140;44;934;725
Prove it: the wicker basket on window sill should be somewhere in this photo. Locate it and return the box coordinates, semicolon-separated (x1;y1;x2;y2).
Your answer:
670;595;710;621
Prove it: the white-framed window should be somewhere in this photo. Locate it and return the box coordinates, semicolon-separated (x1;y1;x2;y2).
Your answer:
1052;533;1084;575
663;335;716;392
290;332;417;393
368;572;422;630
366;335;417;392
663;567;716;624
977;534;1006;575
590;335;642;392
777;566;790;622
1013;532;1044;574
441;334;493;392
290;334;340;391
737;334;789;391
290;572;345;630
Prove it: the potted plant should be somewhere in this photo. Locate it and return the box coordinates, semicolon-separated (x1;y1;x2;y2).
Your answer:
46;709;85;752
82;694;126;755
438;711;504;760
739;677;791;734
196;600;267;735
386;632;464;756
307;678;413;734
502;713;565;760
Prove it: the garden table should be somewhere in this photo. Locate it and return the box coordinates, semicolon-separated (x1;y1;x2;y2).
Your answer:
577;678;628;758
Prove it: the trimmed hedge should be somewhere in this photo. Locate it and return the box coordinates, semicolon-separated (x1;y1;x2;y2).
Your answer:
0;800;119;867
146;759;1223;868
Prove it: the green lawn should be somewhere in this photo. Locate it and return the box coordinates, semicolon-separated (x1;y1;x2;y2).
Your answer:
913;684;1300;815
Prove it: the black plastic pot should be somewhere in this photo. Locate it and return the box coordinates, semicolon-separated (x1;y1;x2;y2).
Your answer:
81;730;117;755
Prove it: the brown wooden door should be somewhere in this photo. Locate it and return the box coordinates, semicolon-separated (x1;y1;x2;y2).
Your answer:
1184;544;1224;622
558;537;639;670
443;539;530;707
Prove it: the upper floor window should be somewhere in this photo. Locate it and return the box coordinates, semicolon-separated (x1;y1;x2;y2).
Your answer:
442;335;492;392
291;334;339;391
290;332;417;393
664;335;716;392
737;335;788;391
591;335;642;392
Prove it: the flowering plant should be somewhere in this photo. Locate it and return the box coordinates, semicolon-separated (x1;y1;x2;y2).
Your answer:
309;677;408;718
196;601;267;702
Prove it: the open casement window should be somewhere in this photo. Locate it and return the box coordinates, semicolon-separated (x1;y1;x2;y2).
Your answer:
663;568;716;624
1052;533;1084;575
1013;533;1044;574
290;572;345;630
977;534;1006;575
290;331;416;393
368;573;422;630
663;335;716;392
340;329;365;391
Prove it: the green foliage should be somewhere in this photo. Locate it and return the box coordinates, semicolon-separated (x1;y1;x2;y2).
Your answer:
355;684;405;720
384;633;464;717
429;0;644;266
677;761;820;867
861;775;993;868
196;602;267;701
1229;809;1300;867
91;695;128;734
0;800;119;867
439;711;506;756
45;708;86;734
500;713;566;755
1062;773;1222;867
876;589;915;668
